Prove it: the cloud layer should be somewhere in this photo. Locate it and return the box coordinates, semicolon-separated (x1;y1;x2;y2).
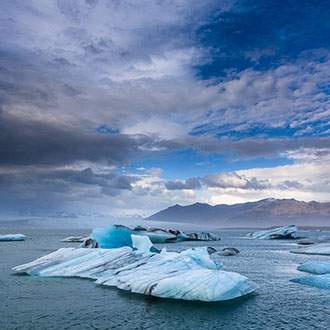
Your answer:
0;0;329;216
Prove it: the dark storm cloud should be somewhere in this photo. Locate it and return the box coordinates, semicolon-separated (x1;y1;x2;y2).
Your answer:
0;165;139;214
0;49;61;111
0;112;152;166
43;167;137;190
0;167;137;201
1;109;330;170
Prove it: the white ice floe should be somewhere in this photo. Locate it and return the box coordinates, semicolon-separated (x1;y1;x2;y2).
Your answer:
297;261;330;275
291;260;330;290
13;244;257;302
247;225;297;239
0;234;26;241
291;274;330;290
291;243;330;256
296;237;330;245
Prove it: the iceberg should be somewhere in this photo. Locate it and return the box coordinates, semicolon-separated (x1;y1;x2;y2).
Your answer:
135;226;219;242
91;225;133;248
186;232;219;241
0;234;26;241
90;225;159;252
60;236;86;243
297;261;330;275
13;244;257;302
296;237;330;245
291;274;330;290
89;224;220;247
247;225;297;240
139;228;177;243
80;237;99;248
291;243;330;256
291;261;330;289
215;247;240;256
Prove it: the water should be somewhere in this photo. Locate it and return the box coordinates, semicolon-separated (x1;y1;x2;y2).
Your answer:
1;228;330;329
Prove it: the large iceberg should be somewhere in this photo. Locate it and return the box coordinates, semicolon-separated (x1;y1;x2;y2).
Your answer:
247;225;297;240
89;224;219;247
291;261;330;289
13;238;257;302
291;243;330;256
0;234;26;241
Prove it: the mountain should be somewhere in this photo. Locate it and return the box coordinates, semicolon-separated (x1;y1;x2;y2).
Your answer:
146;198;330;227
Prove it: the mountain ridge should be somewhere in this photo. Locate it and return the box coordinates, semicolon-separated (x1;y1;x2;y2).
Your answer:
146;198;330;227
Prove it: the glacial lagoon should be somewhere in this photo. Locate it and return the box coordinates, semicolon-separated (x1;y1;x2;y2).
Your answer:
1;227;330;329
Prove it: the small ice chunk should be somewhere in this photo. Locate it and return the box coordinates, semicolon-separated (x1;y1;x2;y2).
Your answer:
291;274;330;290
297;237;330;245
60;236;86;243
139;230;177;243
80;238;99;248
187;232;219;241
291;243;330;256
215;247;240;256
247;225;297;239
297;261;330;275
131;234;153;254
0;234;26;241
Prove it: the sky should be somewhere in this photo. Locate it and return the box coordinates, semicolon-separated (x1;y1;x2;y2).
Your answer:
0;0;330;218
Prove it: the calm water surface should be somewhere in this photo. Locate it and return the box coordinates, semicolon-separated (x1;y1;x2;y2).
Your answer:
1;228;330;329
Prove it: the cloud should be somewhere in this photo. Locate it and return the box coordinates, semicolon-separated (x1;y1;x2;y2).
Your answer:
0;165;139;214
174;135;330;159
163;171;302;191
0;1;330;216
165;178;202;190
0;112;154;166
191;51;330;139
1;1;329;147
202;172;271;190
0;147;329;216
130;150;330;213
